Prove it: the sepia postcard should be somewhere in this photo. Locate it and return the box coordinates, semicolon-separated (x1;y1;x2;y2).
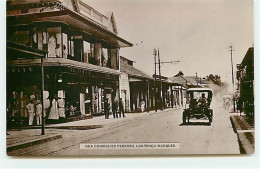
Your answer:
6;0;254;156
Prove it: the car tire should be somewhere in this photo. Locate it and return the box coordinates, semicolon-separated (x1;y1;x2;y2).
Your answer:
183;112;186;124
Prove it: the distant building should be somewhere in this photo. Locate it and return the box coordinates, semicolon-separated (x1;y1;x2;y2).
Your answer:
120;56;153;112
152;74;184;109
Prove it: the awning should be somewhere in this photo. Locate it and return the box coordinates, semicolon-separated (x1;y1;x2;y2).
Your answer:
7;57;121;76
7;41;46;60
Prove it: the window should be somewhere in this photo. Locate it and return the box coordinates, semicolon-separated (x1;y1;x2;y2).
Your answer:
83;41;91;63
89;43;96;65
73;36;83;62
62;33;68;58
101;47;111;67
68;36;74;57
37;29;43;50
94;43;101;66
101;47;107;67
47;27;62;57
32;27;47;51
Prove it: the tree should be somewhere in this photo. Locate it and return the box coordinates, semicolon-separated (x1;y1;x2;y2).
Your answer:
206;74;222;86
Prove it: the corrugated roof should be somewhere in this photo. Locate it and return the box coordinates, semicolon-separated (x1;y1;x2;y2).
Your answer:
169;75;198;86
184;76;198;85
120;59;153;80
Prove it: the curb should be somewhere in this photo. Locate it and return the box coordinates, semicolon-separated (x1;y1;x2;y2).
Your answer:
7;134;62;153
46;125;102;130
230;116;254;154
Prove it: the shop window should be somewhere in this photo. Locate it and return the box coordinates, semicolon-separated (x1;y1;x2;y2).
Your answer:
84;87;91;114
47;27;62;58
14;31;29;45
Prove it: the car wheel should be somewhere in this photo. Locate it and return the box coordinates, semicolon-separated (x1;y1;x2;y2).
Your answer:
209;116;212;124
183;112;186;124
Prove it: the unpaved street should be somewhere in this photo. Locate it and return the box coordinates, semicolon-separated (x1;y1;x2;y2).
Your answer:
8;99;240;156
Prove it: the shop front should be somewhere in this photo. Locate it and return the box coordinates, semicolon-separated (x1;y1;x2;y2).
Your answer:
7;61;120;126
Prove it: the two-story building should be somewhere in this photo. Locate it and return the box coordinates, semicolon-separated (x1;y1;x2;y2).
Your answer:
6;0;132;125
236;47;254;117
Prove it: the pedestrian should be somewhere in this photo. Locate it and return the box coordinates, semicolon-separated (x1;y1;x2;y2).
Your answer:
104;98;110;119
48;96;59;123
118;98;125;118
112;99;118;118
237;97;243;116
69;105;76;117
225;97;230;111
140;99;145;112
36;100;42;125
26;99;35;125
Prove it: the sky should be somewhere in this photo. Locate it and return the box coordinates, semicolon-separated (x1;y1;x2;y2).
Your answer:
88;0;253;91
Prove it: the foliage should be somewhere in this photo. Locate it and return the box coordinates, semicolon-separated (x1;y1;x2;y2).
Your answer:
206;74;222;86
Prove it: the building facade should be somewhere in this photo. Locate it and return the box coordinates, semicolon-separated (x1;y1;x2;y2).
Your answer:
120;56;153;112
236;47;254;117
6;0;132;125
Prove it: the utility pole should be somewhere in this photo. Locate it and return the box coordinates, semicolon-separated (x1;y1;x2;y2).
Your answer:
229;45;236;112
158;49;163;110
196;72;198;87
155;48;180;111
153;49;157;112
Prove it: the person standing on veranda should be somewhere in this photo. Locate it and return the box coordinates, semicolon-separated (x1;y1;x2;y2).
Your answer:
35;100;42;125
26;100;35;126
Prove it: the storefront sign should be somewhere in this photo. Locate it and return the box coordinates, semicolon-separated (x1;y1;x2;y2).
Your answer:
8;67;33;73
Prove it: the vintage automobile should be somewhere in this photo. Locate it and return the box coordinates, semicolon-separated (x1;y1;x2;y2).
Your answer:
182;88;213;124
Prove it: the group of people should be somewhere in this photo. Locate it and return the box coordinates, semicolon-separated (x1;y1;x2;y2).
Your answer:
26;95;70;126
104;98;125;119
26;99;43;126
190;93;208;110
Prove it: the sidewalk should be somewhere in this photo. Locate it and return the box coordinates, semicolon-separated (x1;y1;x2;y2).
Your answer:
7;130;62;153
6;108;180;154
46;108;177;129
230;112;255;154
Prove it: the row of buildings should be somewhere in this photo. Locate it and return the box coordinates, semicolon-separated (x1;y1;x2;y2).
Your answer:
6;0;202;126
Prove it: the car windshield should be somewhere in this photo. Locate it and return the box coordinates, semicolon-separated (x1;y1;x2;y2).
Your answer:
191;92;209;99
